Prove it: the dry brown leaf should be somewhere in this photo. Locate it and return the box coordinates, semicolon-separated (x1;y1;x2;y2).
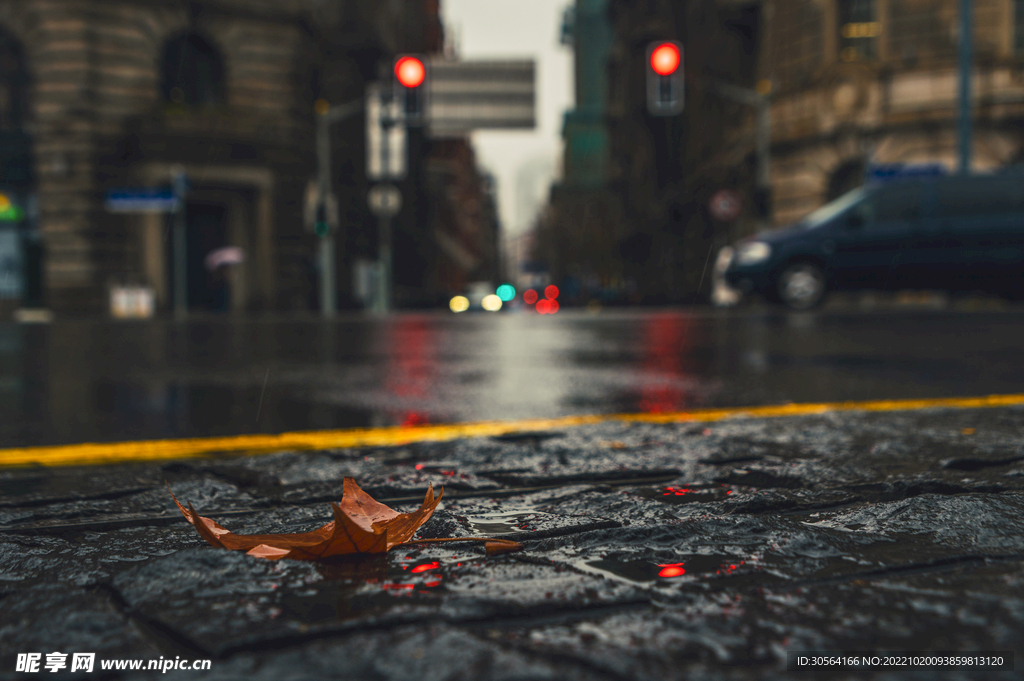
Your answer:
168;477;522;561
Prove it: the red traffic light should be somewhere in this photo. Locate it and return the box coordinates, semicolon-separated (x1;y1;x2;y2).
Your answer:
395;56;426;88
650;43;680;76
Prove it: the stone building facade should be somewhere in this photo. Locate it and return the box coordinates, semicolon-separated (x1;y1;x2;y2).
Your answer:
763;0;1024;226
0;0;446;316
601;0;761;303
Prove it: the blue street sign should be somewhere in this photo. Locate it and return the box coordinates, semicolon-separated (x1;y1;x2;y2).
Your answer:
104;188;180;213
867;163;947;184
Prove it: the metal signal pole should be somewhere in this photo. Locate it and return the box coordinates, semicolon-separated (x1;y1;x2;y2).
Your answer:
314;98;363;318
957;0;973;174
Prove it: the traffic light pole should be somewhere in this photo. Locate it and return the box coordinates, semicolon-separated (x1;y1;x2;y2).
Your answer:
711;81;771;226
374;91;395;315
315;98;363;318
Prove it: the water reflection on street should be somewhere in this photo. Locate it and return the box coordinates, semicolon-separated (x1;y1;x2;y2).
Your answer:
2;307;1024;447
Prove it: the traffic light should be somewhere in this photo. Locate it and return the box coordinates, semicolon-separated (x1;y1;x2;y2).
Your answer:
646;41;684;116
394;55;428;125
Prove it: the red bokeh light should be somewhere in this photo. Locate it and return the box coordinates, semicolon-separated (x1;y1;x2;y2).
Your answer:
395;56;426;88
549;300;559;313
523;289;538;305
544;285;559;299
536;299;551;314
650;43;680;76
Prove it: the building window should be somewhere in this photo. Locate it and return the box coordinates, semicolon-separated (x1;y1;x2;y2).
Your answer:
160;32;225;106
0;28;29;132
838;0;880;61
1016;0;1024;53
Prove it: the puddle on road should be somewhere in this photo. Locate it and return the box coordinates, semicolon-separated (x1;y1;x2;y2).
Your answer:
631;484;736;505
465;510;550;536
274;547;480;625
578;554;750;584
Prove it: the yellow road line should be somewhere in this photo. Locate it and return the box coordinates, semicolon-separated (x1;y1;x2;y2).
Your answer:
2;392;1023;468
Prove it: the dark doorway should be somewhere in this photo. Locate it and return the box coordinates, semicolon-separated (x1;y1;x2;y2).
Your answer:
168;202;228;312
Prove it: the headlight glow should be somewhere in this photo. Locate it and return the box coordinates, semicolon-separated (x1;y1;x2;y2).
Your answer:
481;294;503;312
735;241;771;265
449;296;470;313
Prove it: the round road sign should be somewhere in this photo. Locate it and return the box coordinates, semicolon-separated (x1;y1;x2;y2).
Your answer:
709;189;742;222
368;184;402;218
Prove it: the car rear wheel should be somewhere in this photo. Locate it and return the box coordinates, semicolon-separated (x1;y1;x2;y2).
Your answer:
777;262;827;310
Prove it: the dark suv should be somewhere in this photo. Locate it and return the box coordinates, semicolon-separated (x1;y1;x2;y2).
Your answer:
724;173;1024;309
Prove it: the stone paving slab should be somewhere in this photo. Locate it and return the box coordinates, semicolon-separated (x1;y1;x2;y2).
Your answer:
4;406;1024;679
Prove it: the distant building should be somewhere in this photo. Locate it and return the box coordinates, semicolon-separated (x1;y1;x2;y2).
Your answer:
423;139;500;301
536;0;627;304
0;0;470;316
762;0;1024;226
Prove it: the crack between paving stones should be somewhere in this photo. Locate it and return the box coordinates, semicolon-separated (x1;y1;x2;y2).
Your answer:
771;552;1024;591
88;582;215;659
463;628;636;681
210;599;653;660
0;475;677;534
0;485;158;509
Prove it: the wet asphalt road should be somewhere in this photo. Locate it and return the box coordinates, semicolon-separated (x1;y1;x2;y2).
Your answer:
3;404;1024;679
2;304;1024;448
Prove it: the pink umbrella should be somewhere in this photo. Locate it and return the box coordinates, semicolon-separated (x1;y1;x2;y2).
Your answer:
204;246;245;271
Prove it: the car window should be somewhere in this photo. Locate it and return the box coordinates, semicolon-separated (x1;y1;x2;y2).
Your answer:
869;183;921;223
936;177;1024;218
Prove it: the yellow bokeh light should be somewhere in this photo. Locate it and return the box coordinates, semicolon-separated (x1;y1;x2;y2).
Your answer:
0;194;9;211
449;296;470;313
481;294;503;312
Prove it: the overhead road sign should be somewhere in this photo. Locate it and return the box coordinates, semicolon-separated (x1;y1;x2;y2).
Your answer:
105;188;179;213
427;59;535;138
366;83;407;180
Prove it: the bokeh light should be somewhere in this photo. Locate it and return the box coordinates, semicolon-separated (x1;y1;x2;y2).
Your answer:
449;296;469;313
481;294;503;312
496;284;516;302
549;300;560;313
395;56;426;87
544;285;559;300
536;299;551;314
650;43;680;76
523;289;538;305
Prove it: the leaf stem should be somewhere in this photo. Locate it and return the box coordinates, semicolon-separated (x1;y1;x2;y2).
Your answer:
393;537;521;548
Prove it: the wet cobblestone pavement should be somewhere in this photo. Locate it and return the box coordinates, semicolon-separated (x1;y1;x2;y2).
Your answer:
4;405;1024;679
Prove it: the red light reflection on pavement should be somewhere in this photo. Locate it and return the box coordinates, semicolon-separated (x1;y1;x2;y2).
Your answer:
638;314;689;413
662;486;691;496
411;561;440;573
657;563;686;577
384;317;437;426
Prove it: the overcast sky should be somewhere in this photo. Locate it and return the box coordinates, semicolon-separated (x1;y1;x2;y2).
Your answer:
440;0;574;237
